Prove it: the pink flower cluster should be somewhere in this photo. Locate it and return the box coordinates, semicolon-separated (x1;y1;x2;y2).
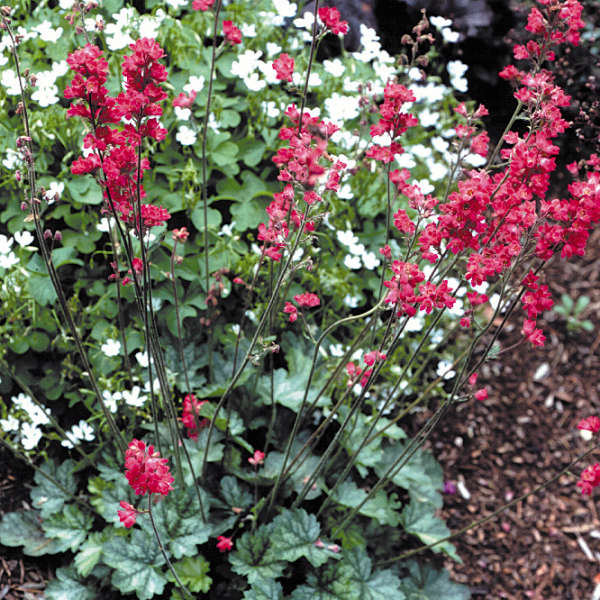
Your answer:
272;53;294;83
65;39;170;236
181;393;209;440
576;415;600;495
346;350;387;388
259;104;344;262
317;6;349;36
124;439;174;496
283;292;321;322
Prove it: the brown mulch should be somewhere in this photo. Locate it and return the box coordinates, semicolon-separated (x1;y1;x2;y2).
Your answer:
423;228;600;599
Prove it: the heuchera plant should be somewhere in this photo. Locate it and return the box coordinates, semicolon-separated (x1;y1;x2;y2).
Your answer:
0;0;599;598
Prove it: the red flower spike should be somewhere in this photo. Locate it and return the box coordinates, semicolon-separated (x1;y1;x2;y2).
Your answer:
124;439;174;496
272;53;294;83
293;292;320;308
117;501;138;528
578;417;600;434
216;536;233;552
223;21;242;45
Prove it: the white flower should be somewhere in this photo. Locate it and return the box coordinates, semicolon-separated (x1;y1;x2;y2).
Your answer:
294;11;314;30
240;23;257;37
329;343;345;357
33;21;63;43
431;136;449;154
464;153;487;167
430;16;452;29
344;255;361;270
323;58;345;77
0;415;19;432
243;73;267;92
139;15;162;38
165;0;187;7
97;217;115;233
337;183;353;200
143;378;161;394
32;84;59;107
176;125;197;146
441;28;460;43
436;359;456;380
102;390;122;413
337;230;358;246
61;420;95;448
417;179;434;194
0;234;13;255
362;251;380;270
324;93;360;125
426;159;448;181
411;82;445;103
273;0;297;18
396;153;416;169
184;76;205;93
52;60;69;78
344;294;360;308
101;339;121;357
1;69;21;95
411;144;432;159
14;231;34;247
135;351;149;368
266;42;282;57
0;252;19;269
21;422;42;450
419;108;439;128
2;149;20;170
408;67;423;81
174;106;191;121
448;60;468;93
123;386;146;407
44;181;64;203
59;0;76;8
261;101;281;118
349;242;365;256
405;313;425;332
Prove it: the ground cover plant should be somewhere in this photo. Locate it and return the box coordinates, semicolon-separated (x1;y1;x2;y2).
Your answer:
0;0;599;598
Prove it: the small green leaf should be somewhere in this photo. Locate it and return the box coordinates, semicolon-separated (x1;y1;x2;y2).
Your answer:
27;273;58;306
45;566;96;600
221;475;253;510
243;579;284;600
399;560;470;599
400;498;460;562
75;530;108;577
269;508;332;568
103;528;168;600
167;555;212;593
230;524;287;585
0;510;65;556
30;458;77;518
42;504;93;553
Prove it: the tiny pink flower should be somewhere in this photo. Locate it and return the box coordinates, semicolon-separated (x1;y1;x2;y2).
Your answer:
117;501;138;528
216;536;233;552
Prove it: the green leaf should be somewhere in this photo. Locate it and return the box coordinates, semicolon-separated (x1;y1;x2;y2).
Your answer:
270;508;332;568
88;469;131;524
238;137;266;167
191;204;223;230
45;567;96;600
0;510;66;556
66;177;103;205
30;458;77;518
331;480;402;527
230;524;286;585
75;530;109;577
211;141;239;166
220;475;253;510
167;555;212;593
27;273;58;306
400;498;460;561
256;368;329;412
103;528;168;600
336;547;404;600
42;504;93;553
399;560;471;600
243;579;284;600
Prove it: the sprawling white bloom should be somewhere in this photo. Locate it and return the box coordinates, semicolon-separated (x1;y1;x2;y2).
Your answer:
273;0;297;18
261;101;281;118
419;108;439;128
417;179;434;194
33;21;63;43
176;125;197;146
349;242;365;256
411;82;446;103
362;251;380;270
448;60;468;92
0;415;19;432
232;49;263;78
344;255;361;270
174;106;191;121
14;231;34;247
329;343;345;357
353;25;383;62
135;351;149;367
323;58;345;77
96;217;115;233
431;136;449;154
411;144;432;159
437;359;456;380
426;158;448;181
324;93;360;125
2;149;20;170
32;84;59;107
291;70;322;88
0;252;19;269
0;234;13;255
165;0;187;7
102;390;122;413
13;393;51;426
59;0;76;8
1;69;21;95
266;42;282;57
123;386;147;407
21;422;42;450
44;181;64;203
344;294;360;308
184;75;205;93
101;339;121;357
139;14;163;38
240;23;257;37
337;229;358;246
337;183;353;200
396;153;416;169
61;420;95;448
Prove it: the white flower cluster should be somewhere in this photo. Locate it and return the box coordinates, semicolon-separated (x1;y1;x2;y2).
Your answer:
104;7;166;51
1;393;51;450
0;231;35;270
337;229;381;271
430;16;460;44
61;420;95;448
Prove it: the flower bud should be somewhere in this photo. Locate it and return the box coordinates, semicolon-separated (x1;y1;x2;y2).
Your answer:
54;231;62;242
1;6;12;16
15;170;21;182
43;229;52;240
20;201;27;211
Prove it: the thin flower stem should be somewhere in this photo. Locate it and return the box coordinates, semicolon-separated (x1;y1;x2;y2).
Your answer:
147;494;192;599
376;442;599;566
